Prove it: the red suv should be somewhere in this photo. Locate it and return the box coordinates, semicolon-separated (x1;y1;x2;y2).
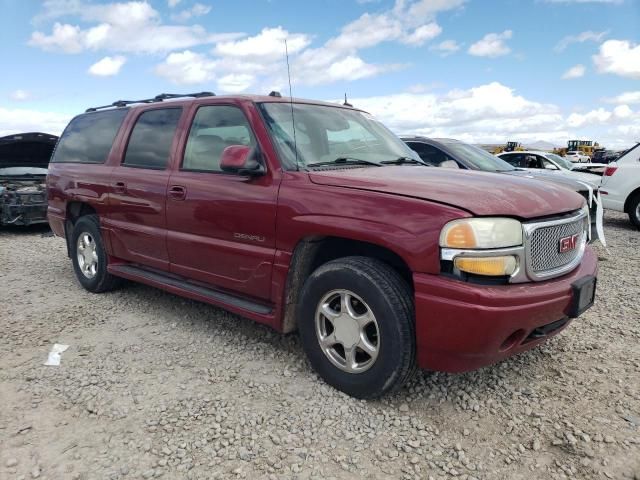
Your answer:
47;92;597;398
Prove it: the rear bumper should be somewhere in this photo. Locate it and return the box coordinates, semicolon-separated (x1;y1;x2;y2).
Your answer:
414;246;597;373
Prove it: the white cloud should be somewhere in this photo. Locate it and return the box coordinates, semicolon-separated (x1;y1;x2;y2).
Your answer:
29;1;243;54
430;39;461;56
9;90;31;101
167;0;181;7
604;91;640;104
0;107;71;136
554;30;608;52
468;30;512;58
217;74;255;93
562;64;586;79
401;23;442;46
344;82;640;148
88;55;126;76
171;3;211;22
593;39;640;79
154;50;216;84
215;27;310;60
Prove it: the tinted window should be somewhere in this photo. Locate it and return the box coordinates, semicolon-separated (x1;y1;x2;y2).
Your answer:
123;108;182;169
500;153;523;168
182;106;256;172
407;142;455;167
51;109;128;164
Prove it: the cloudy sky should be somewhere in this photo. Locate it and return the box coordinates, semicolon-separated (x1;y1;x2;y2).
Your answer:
1;0;639;148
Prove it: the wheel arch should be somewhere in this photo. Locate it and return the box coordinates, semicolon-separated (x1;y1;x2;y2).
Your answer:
623;186;640;213
64;202;98;257
280;235;414;333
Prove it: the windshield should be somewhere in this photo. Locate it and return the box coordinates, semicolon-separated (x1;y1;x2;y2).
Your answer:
259;102;420;169
444;142;515;172
545;153;574;170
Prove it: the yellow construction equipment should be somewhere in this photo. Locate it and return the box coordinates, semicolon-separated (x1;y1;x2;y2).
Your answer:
492;141;524;154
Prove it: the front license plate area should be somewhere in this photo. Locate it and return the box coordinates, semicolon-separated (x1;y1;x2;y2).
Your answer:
569;275;597;318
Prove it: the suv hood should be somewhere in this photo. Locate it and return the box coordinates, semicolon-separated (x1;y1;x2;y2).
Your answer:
309;166;584;219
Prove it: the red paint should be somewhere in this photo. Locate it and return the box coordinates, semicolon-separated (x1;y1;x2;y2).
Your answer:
220;145;252;172
559;233;579;253
47;94;598;373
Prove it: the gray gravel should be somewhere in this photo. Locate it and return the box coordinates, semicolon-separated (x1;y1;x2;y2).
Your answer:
1;212;639;480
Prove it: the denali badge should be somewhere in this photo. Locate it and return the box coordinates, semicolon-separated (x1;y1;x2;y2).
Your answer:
559;233;580;253
234;232;265;242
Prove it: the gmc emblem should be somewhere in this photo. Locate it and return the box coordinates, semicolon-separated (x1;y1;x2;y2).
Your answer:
559;233;580;253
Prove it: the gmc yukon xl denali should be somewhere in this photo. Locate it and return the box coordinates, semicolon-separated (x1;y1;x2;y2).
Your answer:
47;92;598;398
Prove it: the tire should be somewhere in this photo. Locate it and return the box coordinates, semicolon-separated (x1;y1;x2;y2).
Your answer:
297;256;415;399
628;193;640;230
70;215;122;293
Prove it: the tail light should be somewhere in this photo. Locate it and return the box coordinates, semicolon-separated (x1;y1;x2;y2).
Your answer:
604;166;618;176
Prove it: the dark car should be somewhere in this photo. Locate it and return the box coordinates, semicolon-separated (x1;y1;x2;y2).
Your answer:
402;136;602;242
0;132;57;226
47;93;597;398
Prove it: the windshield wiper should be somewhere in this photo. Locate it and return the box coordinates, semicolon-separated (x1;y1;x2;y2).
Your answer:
306;157;382;168
380;156;427;166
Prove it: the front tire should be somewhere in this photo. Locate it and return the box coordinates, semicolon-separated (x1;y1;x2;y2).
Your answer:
297;257;415;399
70;215;122;293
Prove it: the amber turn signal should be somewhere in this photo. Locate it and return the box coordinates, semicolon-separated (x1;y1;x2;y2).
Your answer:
454;256;517;276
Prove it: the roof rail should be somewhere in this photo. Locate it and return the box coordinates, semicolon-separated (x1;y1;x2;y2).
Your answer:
85;91;216;113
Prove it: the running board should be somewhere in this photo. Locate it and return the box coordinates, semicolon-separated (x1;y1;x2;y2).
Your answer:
109;264;273;316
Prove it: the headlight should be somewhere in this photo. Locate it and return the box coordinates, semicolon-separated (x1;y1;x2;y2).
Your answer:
439;218;523;249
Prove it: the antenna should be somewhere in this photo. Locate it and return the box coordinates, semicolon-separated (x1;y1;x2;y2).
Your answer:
285;39;299;171
343;93;352;107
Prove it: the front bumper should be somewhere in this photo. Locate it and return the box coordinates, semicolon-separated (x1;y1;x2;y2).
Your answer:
0;200;48;226
414;246;597;373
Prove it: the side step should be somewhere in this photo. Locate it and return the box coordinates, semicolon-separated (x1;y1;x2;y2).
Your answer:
109;264;273;316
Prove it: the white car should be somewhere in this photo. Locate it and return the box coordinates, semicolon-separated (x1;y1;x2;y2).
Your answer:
565;151;591;163
600;143;640;228
497;150;601;187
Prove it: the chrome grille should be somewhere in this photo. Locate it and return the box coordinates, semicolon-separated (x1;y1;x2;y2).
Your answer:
524;211;587;280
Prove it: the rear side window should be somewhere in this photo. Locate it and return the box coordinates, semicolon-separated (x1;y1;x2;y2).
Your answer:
51;109;128;164
123;108;182;169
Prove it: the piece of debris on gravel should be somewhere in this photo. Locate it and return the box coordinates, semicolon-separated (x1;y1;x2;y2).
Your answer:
1;214;639;479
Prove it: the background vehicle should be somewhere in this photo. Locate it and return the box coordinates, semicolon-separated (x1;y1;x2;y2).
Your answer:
565;150;591;163
492;141;524;154
592;149;621;164
47;93;597;399
0;132;57;226
402;137;602;241
497;150;605;177
600;143;640;228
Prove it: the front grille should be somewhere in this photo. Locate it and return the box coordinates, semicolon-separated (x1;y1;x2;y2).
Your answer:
527;214;586;274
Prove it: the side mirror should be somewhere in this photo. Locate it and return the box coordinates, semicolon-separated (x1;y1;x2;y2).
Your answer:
220;145;264;176
545;163;559;170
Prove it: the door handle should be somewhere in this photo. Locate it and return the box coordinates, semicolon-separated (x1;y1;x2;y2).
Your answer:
168;185;187;200
114;181;126;194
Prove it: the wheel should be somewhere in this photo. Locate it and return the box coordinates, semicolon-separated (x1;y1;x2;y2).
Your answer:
70;215;122;292
297;256;415;399
628;193;640;229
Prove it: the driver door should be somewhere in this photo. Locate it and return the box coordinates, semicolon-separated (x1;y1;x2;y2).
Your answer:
165;103;279;300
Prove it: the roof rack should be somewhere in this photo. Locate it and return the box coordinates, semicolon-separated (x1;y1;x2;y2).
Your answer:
85;91;215;113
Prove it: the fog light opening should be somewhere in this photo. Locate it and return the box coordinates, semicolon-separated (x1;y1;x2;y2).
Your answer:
500;329;526;352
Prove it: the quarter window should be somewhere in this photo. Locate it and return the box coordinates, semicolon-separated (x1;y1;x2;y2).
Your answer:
182;105;256;172
123;108;182;169
51;109;128;164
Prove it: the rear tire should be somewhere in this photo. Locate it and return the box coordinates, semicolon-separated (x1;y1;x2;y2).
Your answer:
628;193;640;230
70;215;122;293
297;256;415;399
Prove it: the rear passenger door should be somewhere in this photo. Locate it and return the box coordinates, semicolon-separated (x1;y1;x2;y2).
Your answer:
107;107;183;270
165;103;279;301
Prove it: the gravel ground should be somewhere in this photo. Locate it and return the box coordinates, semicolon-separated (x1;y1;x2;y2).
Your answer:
1;212;639;480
